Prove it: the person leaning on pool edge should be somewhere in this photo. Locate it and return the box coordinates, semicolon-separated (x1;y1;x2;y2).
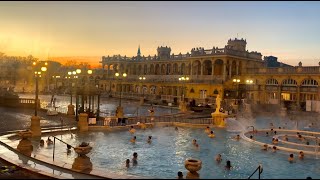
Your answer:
177;171;183;179
132;152;138;165
225;160;232;170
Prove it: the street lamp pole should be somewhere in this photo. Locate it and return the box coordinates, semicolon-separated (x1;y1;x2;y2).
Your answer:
232;78;241;113
34;72;40;116
67;70;81;116
115;72;127;118
179;76;189;101
74;69;81;121
34;64;48;116
178;76;189;112
31;61;47;137
246;79;254;103
233;78;240;104
139;76;146;105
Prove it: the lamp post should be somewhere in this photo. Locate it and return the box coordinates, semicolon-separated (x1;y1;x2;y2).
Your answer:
233;78;240;112
246;79;254;103
76;69;95;122
178;76;189;112
31;61;47;137
52;75;60;92
67;70;79;115
139;76;146;105
115;72;127;118
33;63;47;116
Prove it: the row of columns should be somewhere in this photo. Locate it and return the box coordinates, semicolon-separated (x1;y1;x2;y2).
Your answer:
114;83;188;97
261;85;318;105
103;60;241;79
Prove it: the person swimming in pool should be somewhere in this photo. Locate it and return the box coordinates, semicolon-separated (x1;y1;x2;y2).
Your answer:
147;136;152;144
288;154;295;163
132;152;138;166
299;151;305;160
129;126;136;134
205;126;211;134
208;131;215;138
272;146;277;152
225;160;232;170
233;134;241;140
262;144;268;151
215;154;222;163
125;159;130;168
130;136;136;143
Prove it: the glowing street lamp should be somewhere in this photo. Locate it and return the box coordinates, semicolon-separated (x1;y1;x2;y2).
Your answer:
179;76;190;100
233;78;241;105
33;62;48;116
115;72;127;118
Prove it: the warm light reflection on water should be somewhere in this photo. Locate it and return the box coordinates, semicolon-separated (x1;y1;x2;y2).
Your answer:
18;93;179;116
26;125;320;179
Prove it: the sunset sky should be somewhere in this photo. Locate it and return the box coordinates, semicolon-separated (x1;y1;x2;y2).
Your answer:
1;1;320;67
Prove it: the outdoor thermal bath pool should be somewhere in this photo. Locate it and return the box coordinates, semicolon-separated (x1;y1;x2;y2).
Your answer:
10;125;320;179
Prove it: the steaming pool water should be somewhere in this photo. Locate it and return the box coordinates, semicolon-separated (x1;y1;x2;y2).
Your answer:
6;95;320;178
19;121;320;179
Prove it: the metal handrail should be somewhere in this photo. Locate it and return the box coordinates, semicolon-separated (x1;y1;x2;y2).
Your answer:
248;164;263;179
48;135;75;161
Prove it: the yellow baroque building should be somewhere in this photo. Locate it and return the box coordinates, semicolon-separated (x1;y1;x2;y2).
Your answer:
98;38;319;111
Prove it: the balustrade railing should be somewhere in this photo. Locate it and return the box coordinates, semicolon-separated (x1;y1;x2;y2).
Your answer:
91;114;213;127
246;66;320;75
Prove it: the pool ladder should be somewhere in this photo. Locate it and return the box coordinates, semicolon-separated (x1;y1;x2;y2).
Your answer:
248;164;263;179
48;135;75;161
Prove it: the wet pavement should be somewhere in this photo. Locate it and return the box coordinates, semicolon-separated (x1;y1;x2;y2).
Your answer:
0;107;76;134
0;106;71;179
0;158;51;179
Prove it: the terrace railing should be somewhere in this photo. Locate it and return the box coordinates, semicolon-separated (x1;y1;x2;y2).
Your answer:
91;114;213;127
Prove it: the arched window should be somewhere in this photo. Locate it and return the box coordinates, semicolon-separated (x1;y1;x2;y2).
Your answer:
173;63;178;75
144;64;147;74
214;59;223;75
192;60;201;75
282;79;297;86
203;60;212;75
301;79;318;87
181;63;185;75
266;79;278;85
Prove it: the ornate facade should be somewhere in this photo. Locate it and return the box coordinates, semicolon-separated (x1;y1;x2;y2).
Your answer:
98;38;320;111
99;38;264;104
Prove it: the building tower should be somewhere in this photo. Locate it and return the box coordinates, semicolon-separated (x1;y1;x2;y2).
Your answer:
227;38;247;51
157;46;171;60
137;45;141;57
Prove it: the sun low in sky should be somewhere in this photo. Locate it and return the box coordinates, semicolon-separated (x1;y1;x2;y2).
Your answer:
1;1;320;67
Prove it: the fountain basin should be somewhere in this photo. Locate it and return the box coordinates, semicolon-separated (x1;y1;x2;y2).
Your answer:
74;145;92;156
184;158;202;172
17;130;32;139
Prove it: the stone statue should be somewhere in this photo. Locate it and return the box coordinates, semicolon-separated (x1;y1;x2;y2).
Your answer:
215;94;221;113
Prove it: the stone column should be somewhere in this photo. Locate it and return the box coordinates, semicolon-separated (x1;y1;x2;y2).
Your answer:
211;62;215;76
30;116;41;137
229;64;232;79
297;86;301;107
278;85;282;105
67;104;75;115
140;97;144;105
78;113;88;132
116;106;124;118
261;85;266;104
200;60;203;75
318;86;320;101
236;61;239;75
223;63;227;82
